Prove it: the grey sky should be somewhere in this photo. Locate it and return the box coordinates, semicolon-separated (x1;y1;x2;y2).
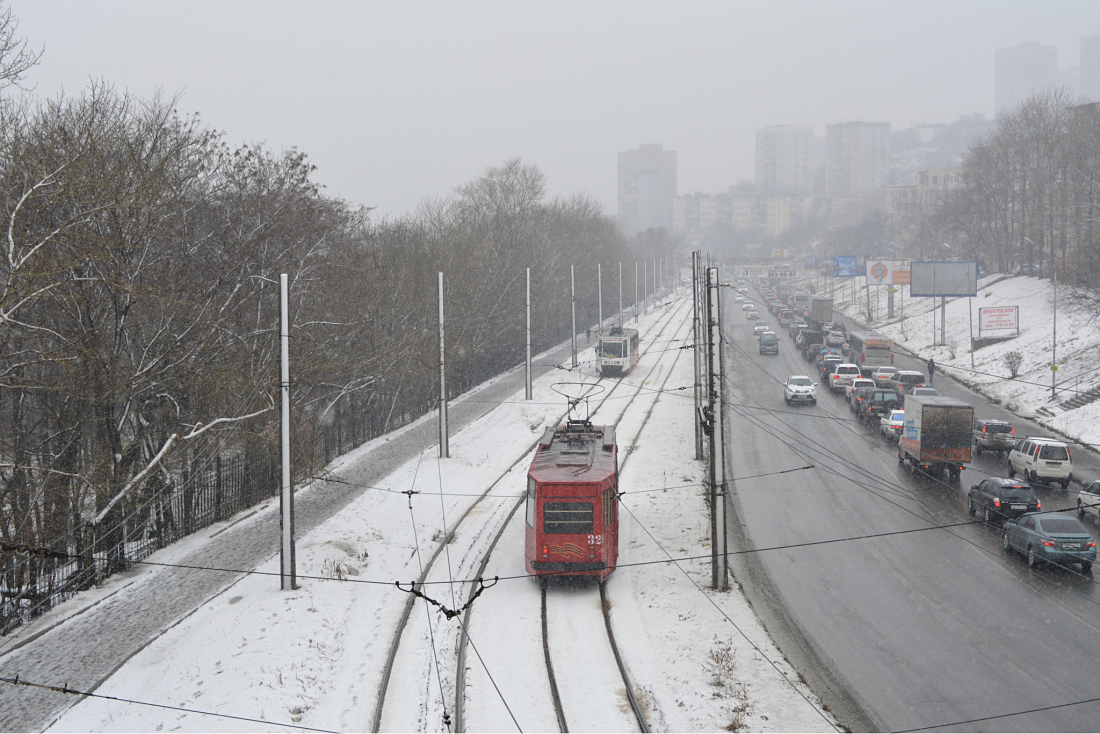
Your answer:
13;1;1099;218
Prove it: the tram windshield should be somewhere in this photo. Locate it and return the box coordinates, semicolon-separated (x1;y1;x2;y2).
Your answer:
600;340;624;358
544;502;594;534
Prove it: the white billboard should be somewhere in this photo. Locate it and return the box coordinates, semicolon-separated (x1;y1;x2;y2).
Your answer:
910;261;978;297
865;260;911;287
979;306;1019;333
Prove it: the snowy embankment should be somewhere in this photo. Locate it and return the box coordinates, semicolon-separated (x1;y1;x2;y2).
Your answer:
48;293;836;733
820;273;1100;454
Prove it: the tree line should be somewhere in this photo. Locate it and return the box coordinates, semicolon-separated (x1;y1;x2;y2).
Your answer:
0;18;661;626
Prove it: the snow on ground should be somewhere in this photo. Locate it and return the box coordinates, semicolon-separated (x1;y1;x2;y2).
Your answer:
48;293;836;733
816;272;1100;454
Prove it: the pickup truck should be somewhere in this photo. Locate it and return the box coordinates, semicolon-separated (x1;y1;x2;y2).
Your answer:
898;395;974;479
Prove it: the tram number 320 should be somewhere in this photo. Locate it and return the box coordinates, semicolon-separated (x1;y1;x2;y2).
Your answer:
587;534;603;545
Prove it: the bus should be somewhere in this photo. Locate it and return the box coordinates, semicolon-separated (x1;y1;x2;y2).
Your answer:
846;330;894;376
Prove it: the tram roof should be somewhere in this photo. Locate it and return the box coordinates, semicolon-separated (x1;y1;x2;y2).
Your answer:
529;421;617;483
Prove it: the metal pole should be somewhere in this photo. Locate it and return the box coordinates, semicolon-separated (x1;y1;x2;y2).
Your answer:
526;267;532;400
693;252;703;460
618;262;622;327
279;273;295;590
598;263;603;334
634;262;639;323
570;265;577;368
643;260;647;315
941;296;946;347
707;267;727;591
1052;261;1058;399
438;272;449;458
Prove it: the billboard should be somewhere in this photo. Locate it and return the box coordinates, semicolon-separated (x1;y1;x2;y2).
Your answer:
815;258;831;276
833;256;865;277
866;260;911;287
910;261;978;297
979;306;1019;333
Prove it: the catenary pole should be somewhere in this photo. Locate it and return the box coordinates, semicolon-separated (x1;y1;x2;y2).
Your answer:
570;265;577;368
618;261;622;327
526;267;532;400
438;272;449;458
279;273;295;590
692;252;703;460
598;263;603;334
712;265;728;591
634;262;639;322
644;260;648;315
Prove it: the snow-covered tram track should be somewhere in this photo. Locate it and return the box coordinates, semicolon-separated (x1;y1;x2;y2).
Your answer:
458;298;694;732
371;295;691;732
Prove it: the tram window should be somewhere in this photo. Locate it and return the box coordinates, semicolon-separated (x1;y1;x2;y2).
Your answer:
600;341;624;358
526;478;536;527
544;502;594;534
602;489;615;526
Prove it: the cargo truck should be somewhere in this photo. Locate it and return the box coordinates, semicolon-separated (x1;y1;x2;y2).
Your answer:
807;296;833;328
897;395;974;479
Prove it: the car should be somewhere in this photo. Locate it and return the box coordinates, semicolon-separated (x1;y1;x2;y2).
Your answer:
804;342;830;362
742;302;755;311
824;331;846;347
823;321;846;334
778;310;794;327
746;309;760;321
753;323;770;336
829;364;862;392
846;377;876;406
737;286;748;294
1009;437;1073;488
820;356;844;381
972;419;1015;455
1002;513;1095;570
797;330;824;354
857;388;901;424
909;387;938;397
870;366;899;387
888;370;926;395
759;331;779;354
968;477;1040;523
879;409;905;442
1078;481;1100;522
734;294;745;303
789;321;809;338
724;279;731;287
784;375;817;405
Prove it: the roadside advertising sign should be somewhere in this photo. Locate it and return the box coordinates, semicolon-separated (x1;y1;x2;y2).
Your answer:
741;269;766;278
771;248;793;259
866;260;911;286
910;261;978;297
979;306;1019;334
833;256;865;277
815;258;831;276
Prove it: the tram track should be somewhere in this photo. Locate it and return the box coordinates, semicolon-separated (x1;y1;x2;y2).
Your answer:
370;294;691;732
456;295;694;732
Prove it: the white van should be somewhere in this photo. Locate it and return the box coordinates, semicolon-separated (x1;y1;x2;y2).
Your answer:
1008;437;1073;488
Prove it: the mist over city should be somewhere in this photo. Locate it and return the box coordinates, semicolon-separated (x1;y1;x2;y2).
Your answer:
3;2;1100;733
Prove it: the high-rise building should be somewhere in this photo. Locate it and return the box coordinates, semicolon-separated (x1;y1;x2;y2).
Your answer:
825;122;891;201
617;144;677;237
755;125;813;195
995;42;1058;114
1081;35;1100;102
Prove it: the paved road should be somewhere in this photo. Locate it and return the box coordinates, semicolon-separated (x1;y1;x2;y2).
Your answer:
721;299;1100;732
0;324;610;731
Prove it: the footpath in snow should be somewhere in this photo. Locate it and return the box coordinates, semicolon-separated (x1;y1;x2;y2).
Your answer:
42;291;836;733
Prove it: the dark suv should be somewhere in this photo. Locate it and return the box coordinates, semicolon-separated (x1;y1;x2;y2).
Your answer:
968;478;1039;523
856;388;900;424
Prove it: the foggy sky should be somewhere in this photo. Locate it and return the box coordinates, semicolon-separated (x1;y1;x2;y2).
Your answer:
13;1;1100;218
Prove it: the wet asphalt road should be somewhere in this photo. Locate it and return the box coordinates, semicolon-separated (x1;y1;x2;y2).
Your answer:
721;296;1100;732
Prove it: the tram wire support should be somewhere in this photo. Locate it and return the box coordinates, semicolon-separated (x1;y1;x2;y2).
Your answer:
706;265;728;591
438;272;449;458
280;273;296;590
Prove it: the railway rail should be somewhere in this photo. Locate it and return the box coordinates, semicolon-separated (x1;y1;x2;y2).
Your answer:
371;293;692;732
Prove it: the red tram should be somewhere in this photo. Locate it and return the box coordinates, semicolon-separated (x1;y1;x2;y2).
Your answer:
524;419;619;580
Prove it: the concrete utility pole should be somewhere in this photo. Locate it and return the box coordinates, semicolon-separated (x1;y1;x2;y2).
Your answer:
618;261;622;327
1052;258;1058;399
526;267;532;400
706;266;727;591
692;252;703;460
634;262;639;322
438;272;449;458
598;263;603;333
279;273;295;590
570;265;577;368
643;260;648;315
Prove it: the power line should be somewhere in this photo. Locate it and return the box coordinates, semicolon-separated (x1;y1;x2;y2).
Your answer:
0;673;336;733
